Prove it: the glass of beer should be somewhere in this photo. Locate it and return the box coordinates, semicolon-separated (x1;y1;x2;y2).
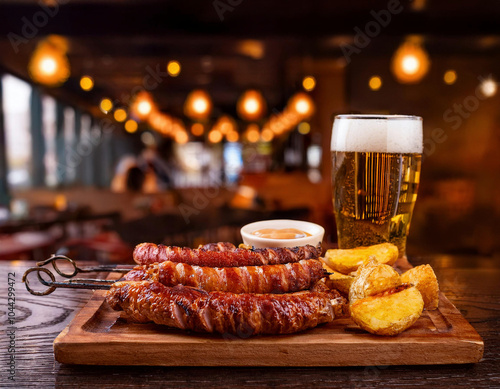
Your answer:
331;115;423;258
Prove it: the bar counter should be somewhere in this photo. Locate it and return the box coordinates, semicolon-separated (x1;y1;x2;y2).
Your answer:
2;254;499;388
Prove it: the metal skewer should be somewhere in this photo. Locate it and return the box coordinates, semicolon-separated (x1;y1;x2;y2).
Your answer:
23;254;134;296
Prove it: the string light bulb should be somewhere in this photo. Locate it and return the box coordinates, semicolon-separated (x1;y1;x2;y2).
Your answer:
288;92;315;117
28;35;70;87
208;129;223;143
191;123;204;136
80;76;94;91
124;119;138;133
479;76;497;98
245;124;260;143
131;91;155;119
114;108;127;122
99;98;113;113
237;90;266;121
391;40;430;84
167;60;181;77
443;70;457;85
369;75;382;91
302;76;316;91
184;90;212;120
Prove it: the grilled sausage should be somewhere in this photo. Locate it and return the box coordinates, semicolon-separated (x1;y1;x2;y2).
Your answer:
106;281;345;336
133;243;322;267
198;242;236;252
125;259;327;294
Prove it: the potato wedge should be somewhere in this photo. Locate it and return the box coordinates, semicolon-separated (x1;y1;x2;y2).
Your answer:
320;260;354;295
349;258;401;304
350;285;424;336
323;243;399;274
401;265;439;310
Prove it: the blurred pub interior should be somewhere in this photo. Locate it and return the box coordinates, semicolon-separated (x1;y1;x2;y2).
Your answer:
0;0;498;263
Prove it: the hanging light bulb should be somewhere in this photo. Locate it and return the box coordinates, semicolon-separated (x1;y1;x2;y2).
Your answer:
391;39;430;84
226;131;239;142
237;90;266;121
80;76;94;91
131;91;155;120
114;108;127;122
191;123;204;136
99;98;113;113
167;60;181;77
302;76;316;91
245;124;260;143
28;35;70;87
213;115;237;135
261;128;274;142
208;129;223;143
288;92;315;118
184;90;212;120
124;119;138;133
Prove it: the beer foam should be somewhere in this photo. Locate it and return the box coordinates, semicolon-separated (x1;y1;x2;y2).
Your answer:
331;116;423;154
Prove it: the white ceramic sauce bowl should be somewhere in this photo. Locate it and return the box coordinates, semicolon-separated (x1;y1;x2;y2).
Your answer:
240;219;325;249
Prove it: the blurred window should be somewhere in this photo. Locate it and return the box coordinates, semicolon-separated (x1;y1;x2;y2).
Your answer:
1;74;32;188
63;106;76;184
42;95;57;187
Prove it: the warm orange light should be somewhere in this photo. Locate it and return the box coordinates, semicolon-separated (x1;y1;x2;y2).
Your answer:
302;76;316;91
131;91;155;119
191;123;204;136
124;119;138;133
138;101;152;116
479;77;497;97
100;98;113;113
261;128;274;142
114;108;127;122
226;131;239;142
444;70;457;85
167;60;181;77
369;75;382;91
80;76;94;91
289;92;315;117
28;36;70;87
237;40;265;59
298;122;311;135
175;131;189;144
237;90;266;121
391;40;430;84
213;115;237;135
245;124;260;143
184;90;212;120
208;129;223;143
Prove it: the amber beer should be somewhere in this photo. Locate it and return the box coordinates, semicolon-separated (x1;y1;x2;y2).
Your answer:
331;115;423;257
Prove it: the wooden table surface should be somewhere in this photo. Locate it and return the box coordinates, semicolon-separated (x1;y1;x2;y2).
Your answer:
1;254;499;388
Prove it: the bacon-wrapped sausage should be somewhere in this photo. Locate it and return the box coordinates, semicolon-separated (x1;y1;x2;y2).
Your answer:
106;281;345;336
198;242;236;252
125;259;326;294
133;243;322;267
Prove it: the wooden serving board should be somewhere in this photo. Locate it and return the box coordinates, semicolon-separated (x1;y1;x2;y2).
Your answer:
53;259;484;366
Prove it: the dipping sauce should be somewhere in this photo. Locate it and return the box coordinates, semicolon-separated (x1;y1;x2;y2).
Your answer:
251;228;312;240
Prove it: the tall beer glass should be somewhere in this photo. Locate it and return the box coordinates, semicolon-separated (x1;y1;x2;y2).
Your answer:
331;115;422;258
